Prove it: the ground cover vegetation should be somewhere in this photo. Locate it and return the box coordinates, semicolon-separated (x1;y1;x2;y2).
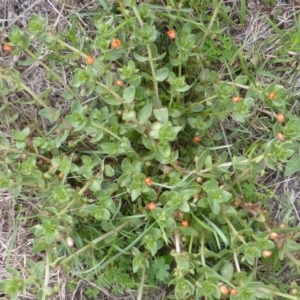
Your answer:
0;0;300;299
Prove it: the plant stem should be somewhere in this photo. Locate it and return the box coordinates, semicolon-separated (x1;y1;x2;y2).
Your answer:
94;81;124;103
137;266;146;300
198;0;224;49
200;231;206;267
131;5;161;108
1;74;50;110
257;287;298;300
174;228;181;253
57;221;130;266
146;44;161;108
233;251;241;273
42;245;50;300
223;214;247;244
176;54;182;104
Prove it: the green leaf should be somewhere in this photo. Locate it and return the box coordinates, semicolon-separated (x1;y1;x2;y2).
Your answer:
285;153;300;176
202;178;218;191
232;112;245;123
100;143;126;155
104;164;115;177
133;52;149;62
137;103;152;124
62;91;74;100
33;261;46;278
123;86;135;103
174;84;191;92
232;156;250;170
191;103;204;112
153;107;168;123
39;107;60;122
97;0;109;12
208;198;220;214
142;134;156;150
18;57;36;66
94;208;110;221
175;278;194;299
220;260;234;281
0;136;10;147
285;240;300;252
152;258;170;281
158;143;171;158
235;75;248;85
155;68;169;81
179;226;199;237
102;95;122;105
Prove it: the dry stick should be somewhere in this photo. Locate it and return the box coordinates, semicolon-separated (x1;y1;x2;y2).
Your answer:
240;204;300;268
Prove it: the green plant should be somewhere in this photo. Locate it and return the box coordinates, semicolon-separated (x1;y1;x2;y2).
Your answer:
0;1;300;299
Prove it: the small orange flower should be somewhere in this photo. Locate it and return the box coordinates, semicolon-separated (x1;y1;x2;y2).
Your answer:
269;232;279;240
262;250;273;258
276;113;284;123
230;288;238;295
114;80;123;86
86;55;94;65
147;202;156;210
111;38;121;49
145;177;153;186
277;133;285;142
269;92;276;100
232;96;243;103
3;44;13;52
193;136;201;143
220;285;229;295
167;29;176;39
181;220;189;227
233;200;240;207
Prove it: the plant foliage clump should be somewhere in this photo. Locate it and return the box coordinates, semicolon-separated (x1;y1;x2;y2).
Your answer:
0;1;300;299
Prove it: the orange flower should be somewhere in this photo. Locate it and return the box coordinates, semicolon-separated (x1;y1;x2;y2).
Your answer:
167;29;176;39
230;288;238;295
277;133;285;142
193;136;201;143
269;232;279;240
114;80;123;86
276;113;284;123
262;250;273;258
269;92;276;100
232;96;243;103
3;44;13;52
181;220;189;227
86;55;94;65
220;285;229;295
111;38;121;49
147;202;156;210
145;177;153;186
